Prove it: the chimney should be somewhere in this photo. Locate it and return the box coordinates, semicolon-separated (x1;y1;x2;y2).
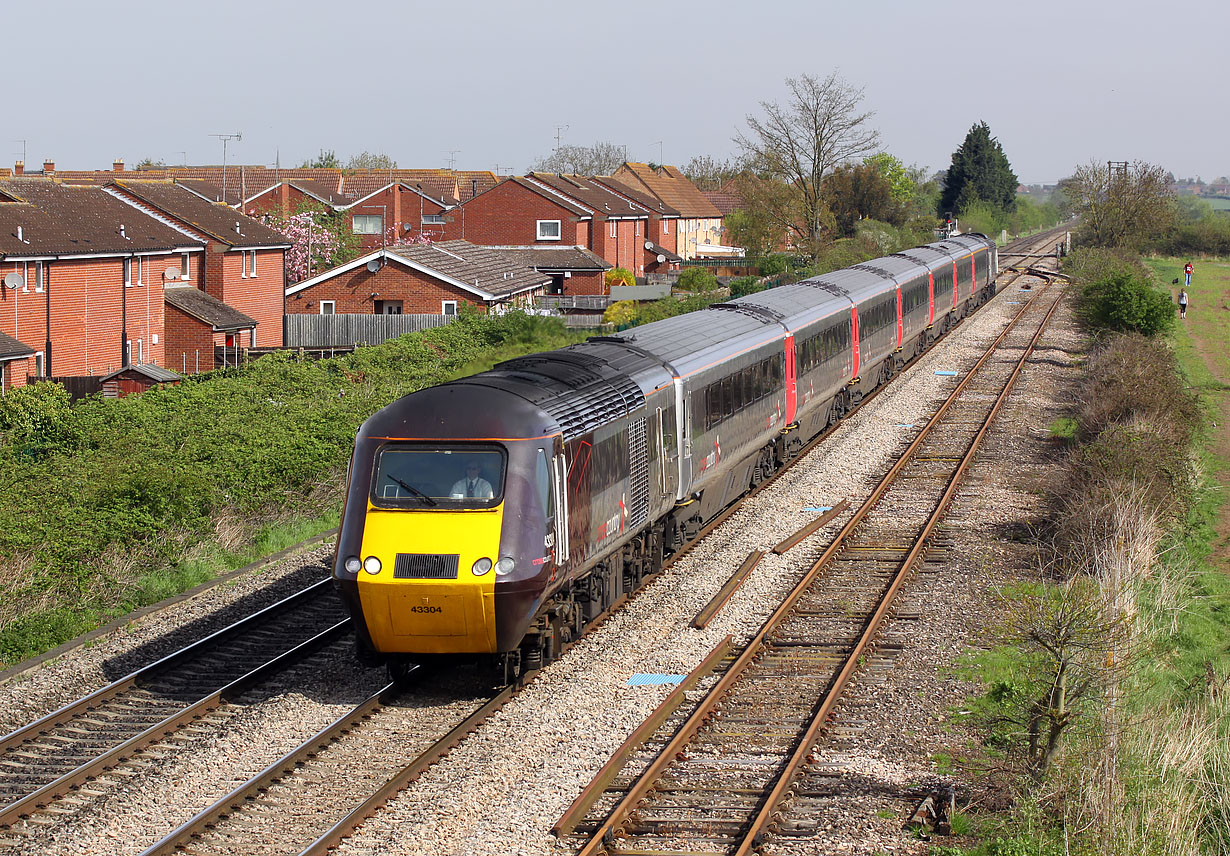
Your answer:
113;158;125;173
14;161;23;176
43;159;55;175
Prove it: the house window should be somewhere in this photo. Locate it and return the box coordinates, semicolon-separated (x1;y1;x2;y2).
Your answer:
320;300;336;315
536;220;561;241
375;300;403;315
34;261;44;293
422;214;445;225
241;252;248;278
180;253;190;280
34;351;44;377
609;221;617;238
123;258;133;287
248;250;257;275
442;300;458;316
136;257;145;285
663;220;670;234
635;221;640;236
353;214;383;234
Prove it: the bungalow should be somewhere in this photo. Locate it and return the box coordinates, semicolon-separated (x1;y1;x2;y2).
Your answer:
286;240;552;318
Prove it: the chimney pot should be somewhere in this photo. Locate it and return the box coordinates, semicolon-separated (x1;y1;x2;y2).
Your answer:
43;159;55;175
114;159;124;172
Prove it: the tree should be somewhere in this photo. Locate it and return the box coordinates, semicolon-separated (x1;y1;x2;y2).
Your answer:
682;155;745;192
1062;160;1176;250
135;157;165;170
863;153;913;203
939;122;1018;216
677;267;719;292
530;142;625;175
262;200;361;283
300;149;340;169
346;151;398;170
824;162;902;236
735;72;881;263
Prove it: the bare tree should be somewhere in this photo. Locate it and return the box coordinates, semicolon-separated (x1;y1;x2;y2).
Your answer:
530;142;625;176
736;72;880;261
346;151;398;170
1062;160;1175;250
681;154;746;191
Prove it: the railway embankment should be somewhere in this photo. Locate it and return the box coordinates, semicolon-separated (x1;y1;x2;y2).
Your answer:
936;248;1230;855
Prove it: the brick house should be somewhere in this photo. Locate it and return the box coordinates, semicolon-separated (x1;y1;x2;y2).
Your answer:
475;245;610;296
611;163;729;259
0;180;207;385
441;174;664;282
286;240;552;317
105;180;290;347
592;177;682;274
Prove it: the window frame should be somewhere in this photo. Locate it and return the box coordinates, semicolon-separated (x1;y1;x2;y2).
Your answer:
352;214;384;235
536;219;562;241
319;300;336;315
442;300;458;316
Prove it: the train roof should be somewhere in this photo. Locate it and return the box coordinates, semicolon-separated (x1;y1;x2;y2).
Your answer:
595;306;780;378
723;282;850;331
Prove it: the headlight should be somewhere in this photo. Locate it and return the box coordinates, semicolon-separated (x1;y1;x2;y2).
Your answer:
363;556;382;575
495;557;515;576
472;557;493;576
344;556;361;574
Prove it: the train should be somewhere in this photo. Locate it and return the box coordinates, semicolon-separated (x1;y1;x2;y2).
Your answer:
332;233;998;682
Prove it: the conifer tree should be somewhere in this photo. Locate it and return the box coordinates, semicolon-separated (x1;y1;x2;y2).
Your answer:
940;122;1018;215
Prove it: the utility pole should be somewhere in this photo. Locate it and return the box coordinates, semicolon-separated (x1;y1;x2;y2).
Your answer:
211;132;243;204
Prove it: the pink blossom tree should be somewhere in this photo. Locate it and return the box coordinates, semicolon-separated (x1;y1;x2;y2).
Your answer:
262;202;361;283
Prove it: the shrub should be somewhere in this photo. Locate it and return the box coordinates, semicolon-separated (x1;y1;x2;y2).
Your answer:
755;254;790;277
677;267;719;292
1075;269;1176;337
603;300;639;328
728;276;763;298
605;267;635;288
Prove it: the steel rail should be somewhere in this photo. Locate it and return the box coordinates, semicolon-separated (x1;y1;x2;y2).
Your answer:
0;577;336;755
573;263;1063;856
1;619;351;829
732;293;1064;855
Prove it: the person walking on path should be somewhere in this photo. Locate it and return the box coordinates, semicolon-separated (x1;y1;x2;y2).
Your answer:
1184;261;1193;286
1179;288;1189;318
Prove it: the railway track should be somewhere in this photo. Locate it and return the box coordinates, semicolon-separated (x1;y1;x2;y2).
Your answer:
125;231;1065;856
0;229;1065;854
0;579;349;832
555;256;1063;855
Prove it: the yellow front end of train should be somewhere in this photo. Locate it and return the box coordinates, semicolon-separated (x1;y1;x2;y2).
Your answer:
355;502;504;654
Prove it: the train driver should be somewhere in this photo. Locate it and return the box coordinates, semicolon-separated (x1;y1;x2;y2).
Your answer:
450;461;494;499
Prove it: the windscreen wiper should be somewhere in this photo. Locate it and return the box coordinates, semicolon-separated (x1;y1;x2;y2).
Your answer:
387;474;438;506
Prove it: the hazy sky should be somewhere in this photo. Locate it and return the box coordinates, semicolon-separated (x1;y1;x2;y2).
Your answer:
9;0;1226;185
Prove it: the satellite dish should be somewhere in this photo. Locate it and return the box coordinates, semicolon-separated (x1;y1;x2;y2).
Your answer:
4;272;24;290
644;240;653;251
367;258;383;273
656;254;666;264
164;266;181;280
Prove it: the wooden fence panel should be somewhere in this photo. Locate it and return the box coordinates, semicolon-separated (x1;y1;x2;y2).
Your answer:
285;313;454;347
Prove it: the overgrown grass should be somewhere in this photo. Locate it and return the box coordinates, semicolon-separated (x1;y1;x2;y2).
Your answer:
949;300;1229;854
